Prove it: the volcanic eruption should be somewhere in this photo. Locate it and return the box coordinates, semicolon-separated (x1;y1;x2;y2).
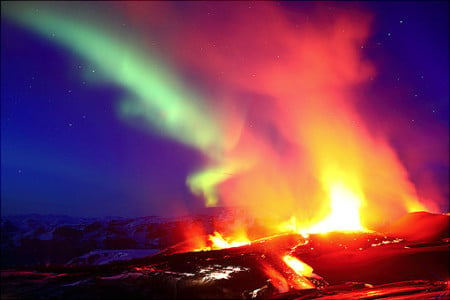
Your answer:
1;1;448;299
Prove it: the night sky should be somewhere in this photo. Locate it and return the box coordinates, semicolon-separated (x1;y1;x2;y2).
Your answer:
1;2;448;218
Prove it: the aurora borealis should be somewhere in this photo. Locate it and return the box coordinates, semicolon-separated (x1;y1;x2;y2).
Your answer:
1;2;448;220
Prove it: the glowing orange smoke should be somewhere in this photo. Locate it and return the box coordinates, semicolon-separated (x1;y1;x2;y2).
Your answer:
122;2;435;236
193;3;429;231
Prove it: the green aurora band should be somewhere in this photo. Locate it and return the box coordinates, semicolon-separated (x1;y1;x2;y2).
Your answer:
2;2;230;206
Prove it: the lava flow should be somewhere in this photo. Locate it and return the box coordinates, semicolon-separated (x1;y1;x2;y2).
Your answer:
282;255;314;278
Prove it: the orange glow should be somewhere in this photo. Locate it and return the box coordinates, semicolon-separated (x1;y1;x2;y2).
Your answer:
307;181;366;233
283;255;314;278
277;181;367;234
194;231;250;251
209;231;250;248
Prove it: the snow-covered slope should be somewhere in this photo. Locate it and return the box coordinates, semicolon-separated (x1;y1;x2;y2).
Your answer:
66;249;160;266
1;208;250;267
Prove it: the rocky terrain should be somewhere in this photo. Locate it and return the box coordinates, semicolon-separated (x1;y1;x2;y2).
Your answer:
1;211;448;299
1;207;258;268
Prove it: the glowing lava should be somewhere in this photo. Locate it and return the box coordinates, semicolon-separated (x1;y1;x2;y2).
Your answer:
282;255;316;289
278;180;367;235
283;255;314;277
194;231;250;251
